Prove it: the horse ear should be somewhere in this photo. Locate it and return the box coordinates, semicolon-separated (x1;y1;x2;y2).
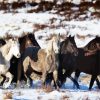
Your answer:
4;38;11;43
60;34;67;42
58;33;61;40
12;37;19;42
4;37;10;43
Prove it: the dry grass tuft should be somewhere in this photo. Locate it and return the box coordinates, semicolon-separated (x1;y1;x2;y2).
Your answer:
3;91;13;100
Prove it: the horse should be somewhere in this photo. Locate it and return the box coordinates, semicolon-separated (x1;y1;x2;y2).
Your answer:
22;34;61;89
16;33;40;86
74;37;100;90
59;36;100;90
58;36;80;89
0;38;20;88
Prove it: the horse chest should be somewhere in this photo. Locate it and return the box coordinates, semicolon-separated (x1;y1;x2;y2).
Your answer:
0;64;9;74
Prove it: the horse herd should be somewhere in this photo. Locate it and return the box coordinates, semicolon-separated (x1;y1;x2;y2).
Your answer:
0;34;100;90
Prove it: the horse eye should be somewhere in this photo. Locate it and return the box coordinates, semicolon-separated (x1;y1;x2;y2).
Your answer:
38;36;43;39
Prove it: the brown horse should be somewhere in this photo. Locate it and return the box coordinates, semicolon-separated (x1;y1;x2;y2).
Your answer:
74;37;100;90
22;34;60;89
59;36;100;90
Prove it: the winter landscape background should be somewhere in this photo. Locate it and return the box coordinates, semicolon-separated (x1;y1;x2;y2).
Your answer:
0;0;100;99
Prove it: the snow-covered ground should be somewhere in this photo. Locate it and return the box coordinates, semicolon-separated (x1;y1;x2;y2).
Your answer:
0;77;100;100
0;2;100;100
0;88;100;100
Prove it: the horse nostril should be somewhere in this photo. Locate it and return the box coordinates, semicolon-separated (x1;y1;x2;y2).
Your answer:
17;54;21;58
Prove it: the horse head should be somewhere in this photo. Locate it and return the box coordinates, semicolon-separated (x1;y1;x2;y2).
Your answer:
7;38;21;58
60;36;78;56
45;34;61;54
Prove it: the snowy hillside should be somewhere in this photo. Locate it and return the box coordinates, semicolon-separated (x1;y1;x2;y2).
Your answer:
0;0;99;4
0;1;100;47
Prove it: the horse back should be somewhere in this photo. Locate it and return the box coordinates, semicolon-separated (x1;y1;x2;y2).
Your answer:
23;46;40;62
38;49;47;59
76;49;98;74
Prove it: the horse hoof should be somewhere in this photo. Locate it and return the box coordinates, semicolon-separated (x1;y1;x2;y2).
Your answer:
24;83;31;88
3;82;10;89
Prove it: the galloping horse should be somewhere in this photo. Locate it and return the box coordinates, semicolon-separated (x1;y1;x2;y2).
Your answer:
17;33;40;86
0;38;20;88
74;37;100;89
59;36;100;90
22;34;60;89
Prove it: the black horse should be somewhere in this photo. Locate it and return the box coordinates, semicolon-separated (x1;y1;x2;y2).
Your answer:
58;36;100;90
58;36;80;89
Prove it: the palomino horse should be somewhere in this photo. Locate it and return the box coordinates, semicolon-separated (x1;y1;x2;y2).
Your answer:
22;34;60;89
0;38;20;88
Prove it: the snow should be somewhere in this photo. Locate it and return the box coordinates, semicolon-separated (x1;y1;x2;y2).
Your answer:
0;0;98;4
74;34;96;48
0;83;100;100
0;7;100;47
0;6;100;47
0;3;100;99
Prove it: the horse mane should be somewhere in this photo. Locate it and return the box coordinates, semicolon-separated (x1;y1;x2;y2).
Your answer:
19;34;40;54
0;42;11;57
60;36;78;55
45;34;57;41
25;37;33;48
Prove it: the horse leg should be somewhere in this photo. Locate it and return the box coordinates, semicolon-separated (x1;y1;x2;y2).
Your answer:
42;71;47;88
89;75;97;90
23;56;31;88
24;74;31;88
17;58;22;87
73;69;80;88
3;72;13;89
63;70;80;89
68;76;80;89
53;70;59;89
0;75;4;85
58;67;64;87
96;77;100;89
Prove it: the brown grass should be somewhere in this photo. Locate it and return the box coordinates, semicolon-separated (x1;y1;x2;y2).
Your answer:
3;92;13;100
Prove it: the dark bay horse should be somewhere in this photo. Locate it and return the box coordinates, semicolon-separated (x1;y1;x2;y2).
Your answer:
8;33;40;85
16;33;40;85
59;36;100;90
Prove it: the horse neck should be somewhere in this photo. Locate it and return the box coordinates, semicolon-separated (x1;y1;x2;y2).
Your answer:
0;43;13;61
46;40;54;55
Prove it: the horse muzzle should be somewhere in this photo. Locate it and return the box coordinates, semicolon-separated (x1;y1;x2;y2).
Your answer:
16;53;21;58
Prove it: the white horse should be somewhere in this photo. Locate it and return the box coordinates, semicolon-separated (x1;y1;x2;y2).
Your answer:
22;34;61;89
0;38;20;88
